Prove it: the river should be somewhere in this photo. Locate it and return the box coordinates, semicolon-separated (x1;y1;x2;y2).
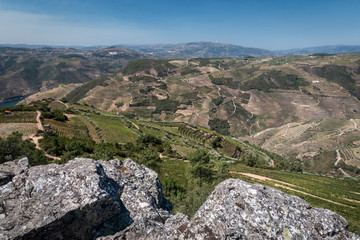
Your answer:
0;99;22;108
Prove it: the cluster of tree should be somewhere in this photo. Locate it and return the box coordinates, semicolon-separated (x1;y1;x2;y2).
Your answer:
38;132;176;169
129;75;158;83
162;149;229;216
125;134;177;170
129;98;152;107
241;70;309;92
0;132;47;165
212;96;224;106
122;59;176;76
208;74;237;88
152;97;180;114
39;133;114;162
208;118;230;135
41;110;68;122
180;67;201;76
139;86;155;94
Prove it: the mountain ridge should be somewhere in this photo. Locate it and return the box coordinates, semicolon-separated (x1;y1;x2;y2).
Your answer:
2;42;360;56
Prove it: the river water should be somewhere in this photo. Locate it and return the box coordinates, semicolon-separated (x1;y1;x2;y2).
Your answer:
0;99;22;108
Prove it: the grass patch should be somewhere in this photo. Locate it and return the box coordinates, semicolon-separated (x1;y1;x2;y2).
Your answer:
0;111;37;123
89;114;138;143
44;117;90;140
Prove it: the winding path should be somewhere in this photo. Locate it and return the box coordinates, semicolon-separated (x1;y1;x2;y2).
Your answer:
335;149;342;166
36;111;44;131
350;119;358;130
30;111;61;160
334;149;353;178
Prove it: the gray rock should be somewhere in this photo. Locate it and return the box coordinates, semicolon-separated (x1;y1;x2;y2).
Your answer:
0;157;29;186
174;179;360;240
0;158;170;240
0;158;359;240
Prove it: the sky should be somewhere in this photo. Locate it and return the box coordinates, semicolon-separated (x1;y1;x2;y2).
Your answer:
0;0;359;50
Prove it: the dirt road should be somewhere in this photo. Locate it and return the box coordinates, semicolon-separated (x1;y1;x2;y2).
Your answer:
230;171;355;209
29;111;61;160
36;110;44;131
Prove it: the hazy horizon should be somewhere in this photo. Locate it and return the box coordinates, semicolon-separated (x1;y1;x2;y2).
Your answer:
0;0;359;50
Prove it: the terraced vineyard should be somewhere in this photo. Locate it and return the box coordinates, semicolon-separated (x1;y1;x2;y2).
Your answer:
86;114;138;143
43;117;90;140
1;101;359;234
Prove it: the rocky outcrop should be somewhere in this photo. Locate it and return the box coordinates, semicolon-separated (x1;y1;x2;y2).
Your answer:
169;179;360;240
0;158;170;240
0;157;29;186
0;158;359;240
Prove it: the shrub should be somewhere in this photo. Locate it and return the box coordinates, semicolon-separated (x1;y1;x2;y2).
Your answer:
0;132;48;165
208;118;230;135
212;96;224;106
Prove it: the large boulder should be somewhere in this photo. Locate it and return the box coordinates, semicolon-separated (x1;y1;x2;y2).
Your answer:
0;158;171;240
170;179;360;240
0;158;359;240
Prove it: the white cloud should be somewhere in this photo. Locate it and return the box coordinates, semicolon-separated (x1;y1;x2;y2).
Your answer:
0;10;159;46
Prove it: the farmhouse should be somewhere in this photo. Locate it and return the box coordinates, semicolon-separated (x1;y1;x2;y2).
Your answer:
4;110;14;115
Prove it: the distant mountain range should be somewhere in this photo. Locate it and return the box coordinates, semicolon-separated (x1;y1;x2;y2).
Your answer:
1;42;360;58
116;42;274;58
276;45;360;55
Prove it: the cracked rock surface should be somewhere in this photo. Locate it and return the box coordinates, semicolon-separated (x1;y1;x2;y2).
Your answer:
0;158;359;240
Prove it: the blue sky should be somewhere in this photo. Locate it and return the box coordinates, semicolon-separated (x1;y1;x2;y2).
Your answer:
0;0;359;50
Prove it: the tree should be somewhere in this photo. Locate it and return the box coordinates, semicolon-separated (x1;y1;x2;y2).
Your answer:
92;144;114;160
244;154;257;167
0;132;48;165
187;149;214;183
136;149;161;171
210;136;222;148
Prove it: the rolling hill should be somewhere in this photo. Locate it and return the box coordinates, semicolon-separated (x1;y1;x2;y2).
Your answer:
0;47;141;102
22;54;360;178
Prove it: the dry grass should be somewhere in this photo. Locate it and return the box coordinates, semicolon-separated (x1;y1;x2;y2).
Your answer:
21;84;81;104
0;123;38;138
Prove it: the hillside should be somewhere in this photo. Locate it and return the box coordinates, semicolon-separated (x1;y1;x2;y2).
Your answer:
0;47;141;102
47;54;360;134
0;100;359;234
24;54;357;177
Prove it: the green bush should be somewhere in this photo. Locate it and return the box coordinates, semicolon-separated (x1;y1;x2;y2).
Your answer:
0;132;48;166
136;148;161;171
187;149;214;182
42;110;68;122
212;96;224;106
208;118;230;135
